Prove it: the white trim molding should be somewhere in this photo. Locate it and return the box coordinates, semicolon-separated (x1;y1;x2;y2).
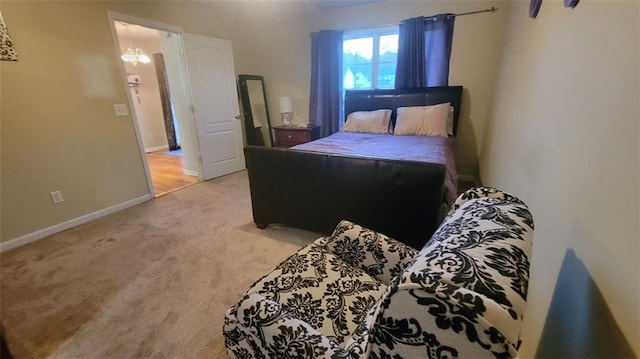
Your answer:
0;194;153;253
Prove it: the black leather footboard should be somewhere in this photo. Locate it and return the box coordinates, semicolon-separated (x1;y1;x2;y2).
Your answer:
244;145;446;249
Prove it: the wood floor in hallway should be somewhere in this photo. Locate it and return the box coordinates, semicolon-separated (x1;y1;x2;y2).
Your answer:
146;149;199;196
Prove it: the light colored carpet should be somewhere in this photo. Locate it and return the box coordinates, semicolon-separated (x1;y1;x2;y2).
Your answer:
0;170;321;358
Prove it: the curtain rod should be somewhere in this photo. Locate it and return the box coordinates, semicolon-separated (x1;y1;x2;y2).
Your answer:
447;6;498;19
340;7;498;33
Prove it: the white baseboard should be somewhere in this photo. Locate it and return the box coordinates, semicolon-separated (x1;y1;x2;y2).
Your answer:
144;145;169;153
0;194;153;253
183;169;198;177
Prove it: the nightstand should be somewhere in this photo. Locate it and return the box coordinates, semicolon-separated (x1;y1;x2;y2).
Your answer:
273;125;321;148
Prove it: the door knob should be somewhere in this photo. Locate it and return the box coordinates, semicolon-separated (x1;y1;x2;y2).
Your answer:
235;115;241;120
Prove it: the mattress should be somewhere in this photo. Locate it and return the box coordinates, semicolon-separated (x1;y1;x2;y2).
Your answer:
292;131;458;205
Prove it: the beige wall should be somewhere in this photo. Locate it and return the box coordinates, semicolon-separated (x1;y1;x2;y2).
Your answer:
1;2;150;241
318;0;512;178
0;1;319;242
480;1;639;357
124;35;168;152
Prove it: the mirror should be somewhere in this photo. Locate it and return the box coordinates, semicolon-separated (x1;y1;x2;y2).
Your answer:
238;75;273;146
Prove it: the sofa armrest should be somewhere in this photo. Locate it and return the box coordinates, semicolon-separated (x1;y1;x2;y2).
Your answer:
319;220;419;284
451;186;526;211
224;293;347;358
369;187;534;358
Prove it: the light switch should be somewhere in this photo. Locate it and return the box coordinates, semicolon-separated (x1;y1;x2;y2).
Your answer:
114;104;129;117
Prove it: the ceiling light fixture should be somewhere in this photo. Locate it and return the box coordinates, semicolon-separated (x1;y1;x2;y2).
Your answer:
121;47;151;66
120;24;151;66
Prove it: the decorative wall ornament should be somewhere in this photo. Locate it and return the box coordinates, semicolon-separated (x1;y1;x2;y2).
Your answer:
564;0;580;8
529;0;543;19
530;0;579;19
0;11;18;61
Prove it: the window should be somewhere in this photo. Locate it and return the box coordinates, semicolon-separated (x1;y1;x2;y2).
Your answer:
342;27;398;90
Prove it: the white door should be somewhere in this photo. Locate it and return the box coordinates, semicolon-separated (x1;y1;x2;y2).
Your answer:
183;34;245;180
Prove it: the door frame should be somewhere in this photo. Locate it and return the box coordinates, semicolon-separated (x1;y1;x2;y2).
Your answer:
107;11;204;195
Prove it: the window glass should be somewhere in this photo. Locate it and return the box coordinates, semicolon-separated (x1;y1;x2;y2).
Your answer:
379;34;398;56
343;28;398;90
376;62;396;89
343;38;373;62
346;64;373;89
377;34;398;89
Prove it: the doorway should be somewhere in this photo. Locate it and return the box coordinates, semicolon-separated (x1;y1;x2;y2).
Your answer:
112;17;201;196
110;12;246;194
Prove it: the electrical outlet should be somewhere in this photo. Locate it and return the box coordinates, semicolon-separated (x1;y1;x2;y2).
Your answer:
113;104;129;117
50;191;64;204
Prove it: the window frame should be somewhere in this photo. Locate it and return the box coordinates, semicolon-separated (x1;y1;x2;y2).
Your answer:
342;25;399;90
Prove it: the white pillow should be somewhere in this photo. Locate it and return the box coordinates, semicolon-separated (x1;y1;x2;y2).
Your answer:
341;109;393;134
447;105;455;136
394;102;450;137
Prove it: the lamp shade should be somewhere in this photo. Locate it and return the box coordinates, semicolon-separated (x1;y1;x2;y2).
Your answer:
278;97;293;113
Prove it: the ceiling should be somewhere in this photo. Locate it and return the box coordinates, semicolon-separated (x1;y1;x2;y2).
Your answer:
308;0;380;12
115;21;162;42
114;1;380;41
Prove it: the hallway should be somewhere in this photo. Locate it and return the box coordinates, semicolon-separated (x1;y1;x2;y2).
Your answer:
146;149;199;196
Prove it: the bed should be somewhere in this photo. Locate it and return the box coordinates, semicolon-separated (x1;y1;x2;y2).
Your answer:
244;86;463;249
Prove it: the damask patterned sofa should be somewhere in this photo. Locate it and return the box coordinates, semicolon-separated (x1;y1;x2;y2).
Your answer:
223;187;534;358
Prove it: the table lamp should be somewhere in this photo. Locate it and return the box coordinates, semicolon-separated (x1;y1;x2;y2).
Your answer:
278;96;294;126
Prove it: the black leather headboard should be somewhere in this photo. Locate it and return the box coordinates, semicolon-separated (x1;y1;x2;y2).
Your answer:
344;86;463;135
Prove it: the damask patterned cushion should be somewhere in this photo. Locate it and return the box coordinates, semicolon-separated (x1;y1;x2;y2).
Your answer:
226;237;387;355
225;293;347;358
321;220;419;284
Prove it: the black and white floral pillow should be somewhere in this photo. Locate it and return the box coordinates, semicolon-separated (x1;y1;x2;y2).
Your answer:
224;236;389;358
321;220;419;284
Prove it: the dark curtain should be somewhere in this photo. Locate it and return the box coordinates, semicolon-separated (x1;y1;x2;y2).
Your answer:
395;17;426;88
309;30;343;138
424;14;455;86
395;14;455;88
